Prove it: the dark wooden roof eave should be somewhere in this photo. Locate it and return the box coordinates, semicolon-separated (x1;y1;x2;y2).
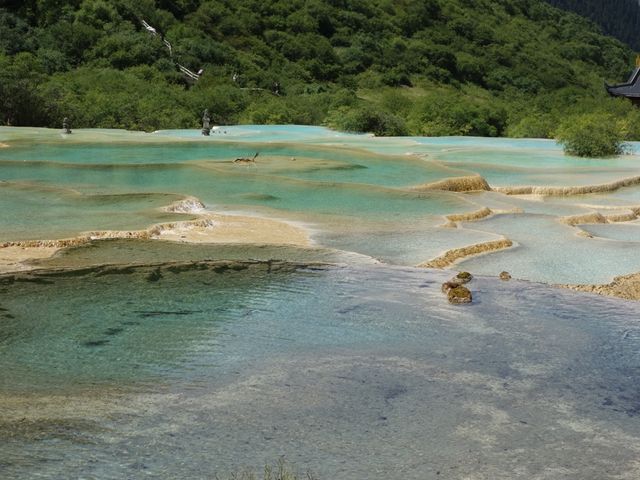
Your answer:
606;85;640;97
605;65;640;98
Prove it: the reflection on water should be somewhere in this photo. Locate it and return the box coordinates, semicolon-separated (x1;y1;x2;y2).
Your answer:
1;262;639;479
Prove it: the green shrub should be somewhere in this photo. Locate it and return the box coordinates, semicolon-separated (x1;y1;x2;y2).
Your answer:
556;113;629;157
326;106;408;136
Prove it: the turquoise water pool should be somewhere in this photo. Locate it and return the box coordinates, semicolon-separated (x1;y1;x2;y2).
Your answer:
3;125;640;281
0;127;479;250
1;260;639;478
2;127;640;479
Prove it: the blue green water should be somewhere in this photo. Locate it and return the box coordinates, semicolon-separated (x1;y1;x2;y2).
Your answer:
1;260;639;478
3;125;640;278
0;183;190;241
456;213;640;283
2;126;640;478
0;127;477;247
3;125;640;279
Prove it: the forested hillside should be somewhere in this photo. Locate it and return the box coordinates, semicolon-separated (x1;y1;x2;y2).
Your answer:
0;0;638;137
545;0;640;51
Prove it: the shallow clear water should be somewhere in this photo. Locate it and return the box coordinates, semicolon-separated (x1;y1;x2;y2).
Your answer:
30;239;376;270
2;127;640;479
0;128;477;250
454;213;640;283
0;182;190;241
581;223;640;242
3;125;640;280
3;125;640;281
314;217;501;265
1;262;639;479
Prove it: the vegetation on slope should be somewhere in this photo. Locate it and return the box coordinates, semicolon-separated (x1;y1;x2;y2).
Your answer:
545;0;640;51
1;0;639;139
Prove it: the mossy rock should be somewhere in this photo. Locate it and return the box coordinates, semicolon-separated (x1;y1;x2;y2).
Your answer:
499;271;511;281
448;285;472;304
455;271;473;283
441;281;459;293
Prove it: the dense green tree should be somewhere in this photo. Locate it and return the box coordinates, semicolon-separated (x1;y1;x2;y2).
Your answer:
0;52;47;125
546;0;640;51
0;0;637;137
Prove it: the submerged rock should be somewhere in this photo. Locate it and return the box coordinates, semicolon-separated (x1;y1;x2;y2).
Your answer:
499;271;512;281
146;268;162;282
447;285;472;304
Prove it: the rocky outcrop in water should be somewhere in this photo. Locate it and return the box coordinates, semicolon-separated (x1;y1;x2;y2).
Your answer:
164;196;206;213
605;211;639;223
0;215;218;252
494;175;640;196
411;175;492;192
441;272;474;304
149;218;216;236
0;238;91;249
455;271;473;283
499;271;512;281
447;285;473;304
419;238;514;269
441;281;460;293
559;272;640;301
561;209;640;226
560;212;607;226
445;207;493;224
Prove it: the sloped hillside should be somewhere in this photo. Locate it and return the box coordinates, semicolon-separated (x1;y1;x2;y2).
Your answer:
546;0;640;50
0;0;637;137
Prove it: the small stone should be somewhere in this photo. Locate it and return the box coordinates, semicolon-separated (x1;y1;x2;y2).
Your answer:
499;271;512;281
455;271;473;283
447;285;472;304
441;281;459;293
